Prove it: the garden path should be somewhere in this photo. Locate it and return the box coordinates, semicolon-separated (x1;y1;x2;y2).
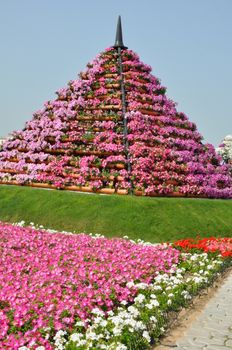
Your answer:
155;270;232;350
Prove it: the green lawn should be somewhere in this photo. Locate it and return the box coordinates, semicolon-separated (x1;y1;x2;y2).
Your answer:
0;185;232;242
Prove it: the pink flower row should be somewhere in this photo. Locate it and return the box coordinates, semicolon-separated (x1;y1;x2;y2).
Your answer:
0;222;180;349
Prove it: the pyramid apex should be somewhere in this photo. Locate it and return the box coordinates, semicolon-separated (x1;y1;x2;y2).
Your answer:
113;15;128;50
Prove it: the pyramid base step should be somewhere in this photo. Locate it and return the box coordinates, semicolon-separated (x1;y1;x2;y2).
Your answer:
0;182;207;198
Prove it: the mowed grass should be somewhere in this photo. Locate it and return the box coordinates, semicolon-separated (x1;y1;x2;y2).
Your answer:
0;185;232;242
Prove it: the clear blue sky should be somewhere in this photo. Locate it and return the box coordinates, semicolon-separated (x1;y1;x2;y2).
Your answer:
0;0;231;146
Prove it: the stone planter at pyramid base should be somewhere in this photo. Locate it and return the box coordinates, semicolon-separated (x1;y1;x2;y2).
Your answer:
97;188;115;195
147;192;166;197
167;192;208;198
0;180;20;186
116;188;128;195
0;181;216;198
63;185;116;195
186;193;208;198
134;189;144;196
64;185;93;193
166;192;186;197
30;183;56;190
134;190;185;197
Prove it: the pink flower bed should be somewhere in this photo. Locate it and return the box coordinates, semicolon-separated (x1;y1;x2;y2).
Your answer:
0;222;180;349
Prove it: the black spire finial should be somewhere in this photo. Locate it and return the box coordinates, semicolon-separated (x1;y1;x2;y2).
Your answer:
113;15;128;49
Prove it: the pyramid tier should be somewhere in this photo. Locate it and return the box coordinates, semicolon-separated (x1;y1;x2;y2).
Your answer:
0;47;231;198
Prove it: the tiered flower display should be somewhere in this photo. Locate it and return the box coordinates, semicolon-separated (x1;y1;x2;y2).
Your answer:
1;222;231;349
0;47;231;197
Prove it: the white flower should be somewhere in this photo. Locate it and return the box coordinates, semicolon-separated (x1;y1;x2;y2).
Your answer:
135;320;146;330
91;307;105;316
112;327;123;336
145;303;153;310
150;315;157;323
190;255;197;261
135;282;148;289
100;319;107;327
134;294;145;303
150;294;157;299
99;344;108;349
193;276;203;283
126;281;134;288
54;330;67;338
142;330;151;342
127;305;139;316
86;331;99;340
150;299;159;307
111;315;123;326
152;285;162;291
115;343;128;350
54;329;67;349
94;316;104;324
77;339;87;346
70;333;83;342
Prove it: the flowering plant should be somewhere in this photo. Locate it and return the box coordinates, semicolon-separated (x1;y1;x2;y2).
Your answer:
0;222;231;349
174;237;232;257
0;47;231;197
217;135;232;164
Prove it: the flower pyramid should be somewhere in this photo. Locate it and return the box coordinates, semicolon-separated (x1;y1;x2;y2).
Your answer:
0;20;231;198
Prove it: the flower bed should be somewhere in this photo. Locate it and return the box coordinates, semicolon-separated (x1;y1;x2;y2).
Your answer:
0;222;231;349
174;237;232;257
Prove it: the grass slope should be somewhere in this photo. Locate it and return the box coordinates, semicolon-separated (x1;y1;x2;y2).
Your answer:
0;185;232;242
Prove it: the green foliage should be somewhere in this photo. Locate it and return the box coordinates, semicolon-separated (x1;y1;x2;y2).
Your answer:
0;185;232;242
